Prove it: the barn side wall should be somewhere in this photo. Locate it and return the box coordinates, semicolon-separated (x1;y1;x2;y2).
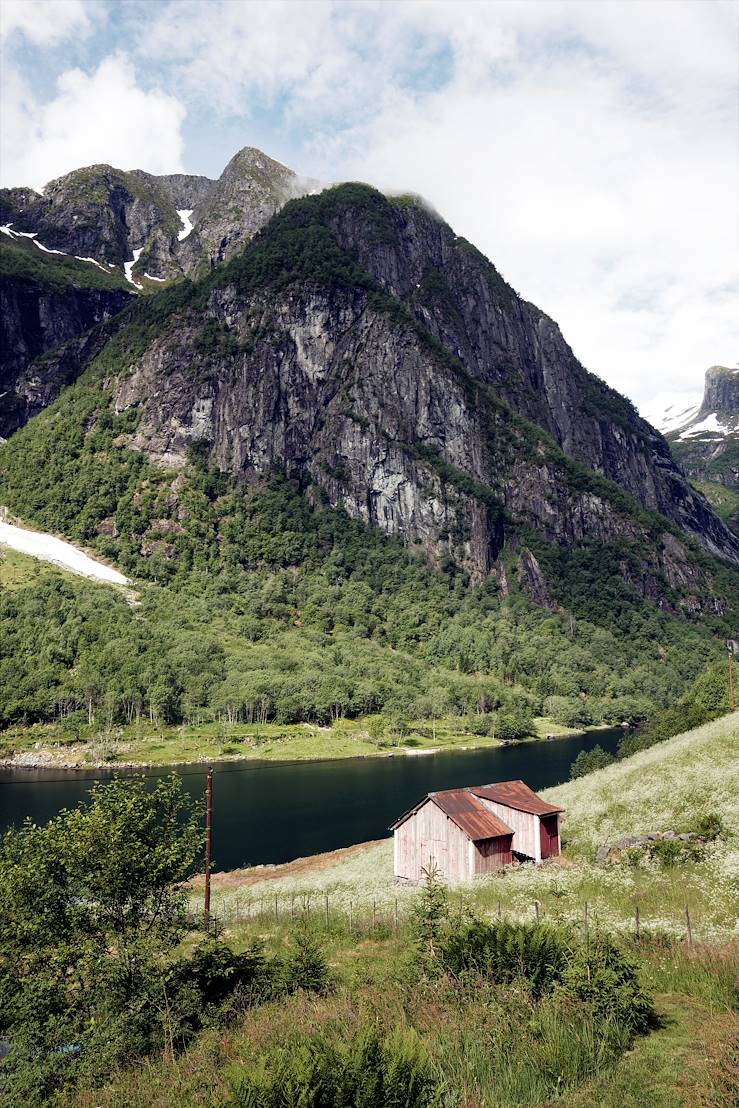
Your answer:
393;800;472;882
473;835;514;874
477;799;540;860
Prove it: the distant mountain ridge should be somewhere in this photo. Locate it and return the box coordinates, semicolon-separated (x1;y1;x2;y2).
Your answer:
0;147;319;435
0;146;318;284
657;366;739;538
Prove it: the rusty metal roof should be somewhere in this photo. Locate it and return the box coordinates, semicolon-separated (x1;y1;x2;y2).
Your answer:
472;780;564;816
432;789;514;841
389;789;513;841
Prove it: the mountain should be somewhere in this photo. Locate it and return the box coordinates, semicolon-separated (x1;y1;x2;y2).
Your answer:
652;367;739;538
2;165;739;742
0;147;318;436
2;183;738;592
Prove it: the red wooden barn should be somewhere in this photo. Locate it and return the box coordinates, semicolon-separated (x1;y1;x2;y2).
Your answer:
391;780;563;884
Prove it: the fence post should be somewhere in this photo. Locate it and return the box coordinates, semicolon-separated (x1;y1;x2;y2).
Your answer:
497;900;501;919
685;905;693;946
534;900;540;922
583;901;589;937
635;905;640;939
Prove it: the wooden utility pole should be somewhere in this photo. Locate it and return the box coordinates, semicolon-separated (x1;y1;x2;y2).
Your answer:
204;767;213;930
729;649;736;712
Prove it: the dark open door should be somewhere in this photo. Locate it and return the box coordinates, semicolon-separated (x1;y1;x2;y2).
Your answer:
540;815;559;859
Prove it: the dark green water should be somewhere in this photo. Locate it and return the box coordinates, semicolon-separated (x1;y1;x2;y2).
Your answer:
0;729;623;871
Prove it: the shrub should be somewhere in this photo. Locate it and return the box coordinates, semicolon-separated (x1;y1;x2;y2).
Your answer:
647;838;704;868
570;744;616;779
560;936;655;1038
441;920;570;998
410;860;450;975
224;1027;443;1108
281;924;333;995
440;920;654;1042
693;812;724;841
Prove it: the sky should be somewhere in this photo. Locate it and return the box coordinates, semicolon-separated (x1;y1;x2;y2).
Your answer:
0;0;737;415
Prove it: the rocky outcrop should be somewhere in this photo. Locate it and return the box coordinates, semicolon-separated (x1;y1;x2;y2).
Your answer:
664;366;739;537
0;277;131;436
109;187;739;585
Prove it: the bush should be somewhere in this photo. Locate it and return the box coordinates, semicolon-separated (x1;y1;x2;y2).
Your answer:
440;920;654;1042
560;936;655;1037
692;812;724;841
646;838;704;868
225;1026;443;1108
570;744;616;779
281;924;333;995
441;920;570;998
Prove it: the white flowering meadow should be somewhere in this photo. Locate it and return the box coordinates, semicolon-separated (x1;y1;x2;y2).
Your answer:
203;714;739;940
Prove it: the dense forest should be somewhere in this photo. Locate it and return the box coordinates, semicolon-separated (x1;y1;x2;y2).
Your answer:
0;468;725;736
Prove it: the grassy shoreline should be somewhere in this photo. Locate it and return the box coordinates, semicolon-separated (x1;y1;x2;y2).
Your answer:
0;715;608;771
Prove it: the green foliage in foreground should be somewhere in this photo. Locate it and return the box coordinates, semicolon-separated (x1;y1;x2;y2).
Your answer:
225;1028;443;1108
0;777;336;1106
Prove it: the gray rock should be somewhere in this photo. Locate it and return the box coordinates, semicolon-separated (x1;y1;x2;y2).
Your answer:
596;846;610;864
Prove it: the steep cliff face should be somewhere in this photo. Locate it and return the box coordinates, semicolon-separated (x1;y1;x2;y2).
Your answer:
664;366;739;538
107;186;739;583
0;234;132;436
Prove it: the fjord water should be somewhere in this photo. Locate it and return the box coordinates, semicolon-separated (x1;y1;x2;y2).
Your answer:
0;729;623;871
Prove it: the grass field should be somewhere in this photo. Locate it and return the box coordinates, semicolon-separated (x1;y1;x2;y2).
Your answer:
72;713;738;1108
1;709;586;769
198;713;739;941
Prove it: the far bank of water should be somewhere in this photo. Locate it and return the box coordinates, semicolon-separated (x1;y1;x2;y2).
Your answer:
0;728;624;871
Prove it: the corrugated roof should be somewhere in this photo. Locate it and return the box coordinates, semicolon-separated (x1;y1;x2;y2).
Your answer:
389;789;513;841
432;789;514;841
472;780;564;816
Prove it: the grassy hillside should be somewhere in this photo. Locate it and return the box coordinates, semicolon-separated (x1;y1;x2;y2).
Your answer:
61;715;738;1108
200;713;739;940
0;234;130;292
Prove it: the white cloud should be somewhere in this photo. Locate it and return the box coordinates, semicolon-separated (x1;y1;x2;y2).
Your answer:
134;0;738;409
0;54;186;190
0;0;91;45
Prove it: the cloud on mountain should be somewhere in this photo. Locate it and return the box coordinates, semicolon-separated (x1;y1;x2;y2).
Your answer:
1;0;736;408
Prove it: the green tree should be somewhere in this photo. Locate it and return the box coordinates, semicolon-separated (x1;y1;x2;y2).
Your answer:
0;775;204;1102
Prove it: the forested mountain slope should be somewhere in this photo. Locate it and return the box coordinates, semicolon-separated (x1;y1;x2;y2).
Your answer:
1;183;738;737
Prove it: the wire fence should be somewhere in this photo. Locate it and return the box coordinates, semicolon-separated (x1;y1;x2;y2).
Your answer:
187;891;707;947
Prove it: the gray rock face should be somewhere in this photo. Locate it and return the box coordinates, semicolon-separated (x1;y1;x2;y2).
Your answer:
175;147;318;276
666;366;739;537
702;365;739;421
109;190;739;591
0;278;131;436
0;147;317;286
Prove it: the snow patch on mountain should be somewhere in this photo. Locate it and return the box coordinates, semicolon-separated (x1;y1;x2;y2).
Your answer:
0;519;128;585
124;248;144;289
678;413;724;440
176;209;194;241
642;391;702;434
